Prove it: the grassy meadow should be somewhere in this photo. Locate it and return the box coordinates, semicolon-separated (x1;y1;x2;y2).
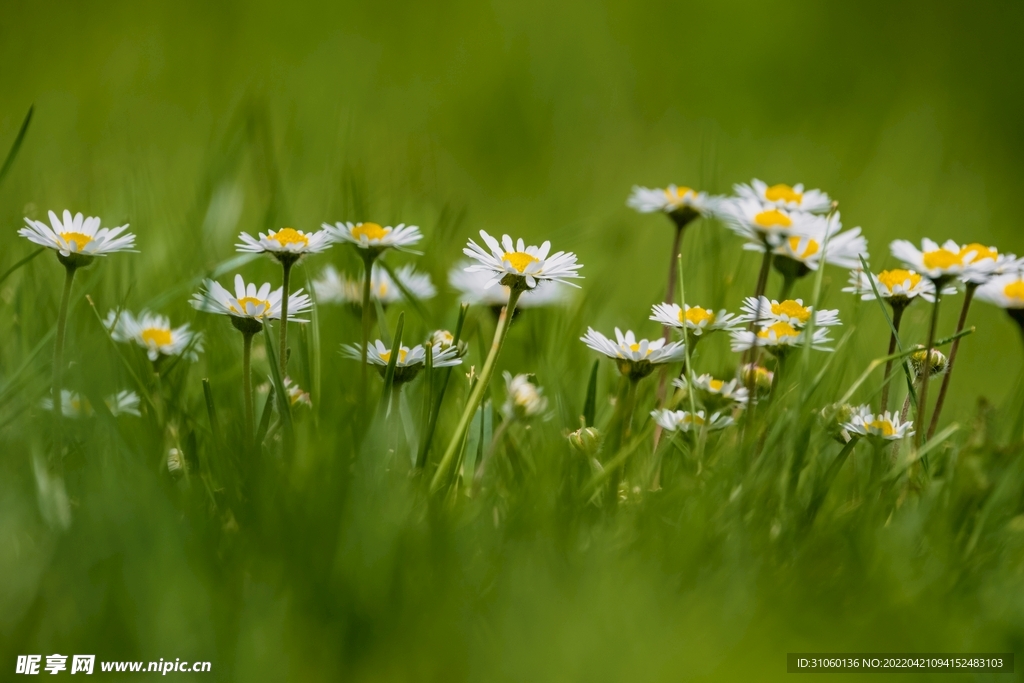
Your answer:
2;0;1024;680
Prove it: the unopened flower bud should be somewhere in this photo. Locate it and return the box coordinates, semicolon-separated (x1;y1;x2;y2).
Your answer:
819;402;855;444
910;347;948;378
568;425;602;457
741;363;774;396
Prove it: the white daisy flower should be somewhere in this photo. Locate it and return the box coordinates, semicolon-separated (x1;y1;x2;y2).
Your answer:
463;231;583;290
842;405;914;441
738;297;840;328
19;209;136;259
955;243;1022;284
343;339;462;384
730;322;833;353
448;263;568;308
734;179;832;214
103;309;203;362
324;221;423;253
649;303;742;336
651;409;733;433
889;239;997;283
41;389;141;418
190;274;313;325
715;197;826;248
626;185;719;223
236;226;333;261
977;272;1024;310
283;377;312;408
581;327;686;378
313;263;436;306
502;372;548;419
672;374;749;408
766;212;868;272
842;268;951;305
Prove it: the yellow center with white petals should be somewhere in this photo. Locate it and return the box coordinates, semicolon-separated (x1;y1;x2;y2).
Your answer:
351;222;390;242
664;186;696;204
868;419;896;437
233;297;270;317
378;282;389;298
787;236;819;259
380;348;409;364
269;227;309;247
708;379;724;392
771;300;811;323
683;413;706;425
680;306;716;326
922;249;962;270
878;269;921;292
1003;280;1024;302
758;322;800;340
626;343;652;356
959;243;997;263
765;184;803;204
60;232;93;250
141;327;173;347
502;251;538;273
753;209;792;229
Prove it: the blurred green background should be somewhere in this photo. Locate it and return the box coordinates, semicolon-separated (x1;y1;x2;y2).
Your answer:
3;0;1024;680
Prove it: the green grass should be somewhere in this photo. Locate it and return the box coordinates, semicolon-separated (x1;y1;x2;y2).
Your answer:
3;1;1024;680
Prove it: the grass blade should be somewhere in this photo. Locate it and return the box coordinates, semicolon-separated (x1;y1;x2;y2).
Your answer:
583;359;599;427
0;105;33;187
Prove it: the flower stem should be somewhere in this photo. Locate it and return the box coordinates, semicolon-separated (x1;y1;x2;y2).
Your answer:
914;287;943;447
360;253;377;404
879;304;905;413
430;287;522;493
242;331;255;444
743;249;774;416
52;263;77;464
927;283;975;438
278;259;293;380
779;272;796;301
662;226;685;326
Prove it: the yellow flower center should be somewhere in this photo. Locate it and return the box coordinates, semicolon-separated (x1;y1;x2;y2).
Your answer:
758;322;800;339
663;186;696;204
868;419;895;436
877;269;921;292
626;342;652;356
764;183;803;204
379;348;409;364
770;300;811;323
233;297;270;317
959;242;997;263
60;232;93;250
922;249;962;270
786;236;819;259
1004;280;1024;302
378;282;389;298
350;222;390;242
269;227;309;247
502;251;539;273
683;413;706;425
708;379;724;391
680;306;716;326
753;209;792;229
141;327;173;347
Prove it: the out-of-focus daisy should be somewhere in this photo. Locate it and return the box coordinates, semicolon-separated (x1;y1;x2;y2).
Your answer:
650;303;742;338
734;180;832;214
283;377;312;408
236;226;332;262
502;372;548;420
741;363;775;396
843;268;952;306
325;221;423;254
738;297;840;328
673;374;749;410
581;327;686;379
448;263;568;308
890;239;996;283
716;198;826;248
463;231;583;290
19;210;136;262
41;389;141;418
104;309;202;362
842;405;914;442
429;329;467;358
626;185;719;226
977;272;1024;310
190;274;313;333
910;347;948;378
955;243;1021;284
730;322;833;353
767;213;868;278
313;263;436;306
343;339;462;384
651;408;733;433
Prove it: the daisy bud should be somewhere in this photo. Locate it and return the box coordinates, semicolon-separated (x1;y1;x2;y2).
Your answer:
741;364;774;396
910;348;948;378
568;425;602;457
819;402;856;444
167;448;185;475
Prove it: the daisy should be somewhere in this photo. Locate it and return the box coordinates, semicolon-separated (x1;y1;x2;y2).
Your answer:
502;372;548;420
19;209;136;261
767;212;868;274
651;408;733;433
627;185;719;225
673;374;749;409
977;272;1024;310
104;309;203;362
325;221;423;254
448;263;568;308
956;243;1021;284
730;322;833;353
650;303;742;337
463;231;583;290
843;268;951;306
190;274;313;331
343;339;462;384
581;327;686;379
734;179;833;214
41;389;141;418
715;197;826;248
283;377;312;408
889;238;996;283
313;263;436;306
738;297;841;328
236;226;332;262
842;405;914;442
